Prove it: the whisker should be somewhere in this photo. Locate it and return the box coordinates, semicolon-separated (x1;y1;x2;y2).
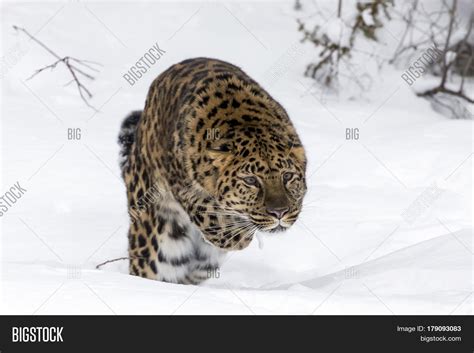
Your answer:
204;221;251;232
222;223;257;249
199;210;249;220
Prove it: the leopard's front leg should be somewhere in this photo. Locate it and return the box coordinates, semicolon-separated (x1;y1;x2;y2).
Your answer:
128;197;198;284
128;220;159;280
126;172;226;284
124;154;160;280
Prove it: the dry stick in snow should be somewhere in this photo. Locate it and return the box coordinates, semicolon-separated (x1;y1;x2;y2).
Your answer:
95;256;146;270
13;25;102;110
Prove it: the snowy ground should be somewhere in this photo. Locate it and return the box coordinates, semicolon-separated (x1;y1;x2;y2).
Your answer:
0;1;472;314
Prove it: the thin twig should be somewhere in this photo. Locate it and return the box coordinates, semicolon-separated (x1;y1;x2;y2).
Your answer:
96;256;146;270
13;25;101;110
417;86;474;103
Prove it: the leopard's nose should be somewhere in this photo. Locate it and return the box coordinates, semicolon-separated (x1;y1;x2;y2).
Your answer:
266;206;289;219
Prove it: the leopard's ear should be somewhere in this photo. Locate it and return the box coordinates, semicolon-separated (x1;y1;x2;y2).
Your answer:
290;144;306;164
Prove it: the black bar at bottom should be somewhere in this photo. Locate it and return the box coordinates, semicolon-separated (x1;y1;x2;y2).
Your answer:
0;315;472;352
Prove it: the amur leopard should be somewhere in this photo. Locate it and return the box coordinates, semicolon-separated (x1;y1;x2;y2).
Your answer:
118;57;307;284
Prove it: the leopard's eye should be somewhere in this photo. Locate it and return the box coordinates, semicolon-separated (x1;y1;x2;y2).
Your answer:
243;176;259;186
283;172;293;182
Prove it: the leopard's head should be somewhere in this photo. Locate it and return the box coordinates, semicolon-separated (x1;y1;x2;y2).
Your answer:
197;121;307;249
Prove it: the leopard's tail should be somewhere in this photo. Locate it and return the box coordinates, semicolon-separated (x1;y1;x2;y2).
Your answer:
118;110;142;171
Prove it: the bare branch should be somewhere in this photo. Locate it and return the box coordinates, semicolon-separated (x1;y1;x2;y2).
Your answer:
439;0;457;87
13;25;101;110
417;85;474;104
392;0;473;108
95;256;146;270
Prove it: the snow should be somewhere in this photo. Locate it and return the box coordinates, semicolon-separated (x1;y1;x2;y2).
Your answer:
361;8;375;27
445;50;457;66
1;1;472;315
325;18;351;48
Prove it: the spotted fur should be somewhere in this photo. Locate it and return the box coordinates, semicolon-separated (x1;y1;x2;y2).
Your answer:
119;58;307;284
